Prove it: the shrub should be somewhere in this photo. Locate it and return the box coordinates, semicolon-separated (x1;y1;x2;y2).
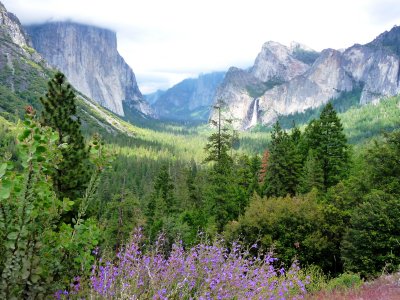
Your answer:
60;228;309;299
341;190;400;277
326;273;363;291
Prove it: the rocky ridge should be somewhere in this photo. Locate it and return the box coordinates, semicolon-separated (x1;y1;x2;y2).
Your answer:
211;41;318;129
148;72;225;121
212;27;400;129
25;22;153;118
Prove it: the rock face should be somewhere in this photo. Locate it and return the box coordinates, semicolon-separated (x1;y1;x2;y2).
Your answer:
0;1;45;98
0;2;30;48
212;27;400;129
211;41;318;129
149;72;225;121
25;22;153;117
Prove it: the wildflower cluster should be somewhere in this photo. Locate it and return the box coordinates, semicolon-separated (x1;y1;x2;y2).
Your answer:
67;229;308;299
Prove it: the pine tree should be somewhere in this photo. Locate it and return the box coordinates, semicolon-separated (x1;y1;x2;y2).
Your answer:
186;159;201;208
39;72;91;200
263;122;302;197
152;164;175;214
204;103;235;232
232;154;253;216
304;103;349;190
249;154;262;195
298;150;324;193
146;164;175;240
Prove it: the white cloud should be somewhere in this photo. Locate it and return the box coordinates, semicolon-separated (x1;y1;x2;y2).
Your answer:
3;0;400;93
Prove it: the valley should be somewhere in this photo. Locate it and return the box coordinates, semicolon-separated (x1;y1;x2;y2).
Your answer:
0;0;400;299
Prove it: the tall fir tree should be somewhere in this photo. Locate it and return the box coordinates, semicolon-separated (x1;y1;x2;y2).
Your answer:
263;122;302;197
146;164;175;240
40;72;91;200
153;164;175;213
204;103;235;232
304;103;349;191
298;150;324;193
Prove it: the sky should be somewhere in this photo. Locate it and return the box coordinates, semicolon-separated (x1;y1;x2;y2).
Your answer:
3;0;400;94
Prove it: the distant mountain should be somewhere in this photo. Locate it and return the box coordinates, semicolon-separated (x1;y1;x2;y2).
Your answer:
212;27;400;129
0;1;145;135
148;72;225;121
145;90;166;105
25;22;154;119
211;41;319;129
0;1;50;118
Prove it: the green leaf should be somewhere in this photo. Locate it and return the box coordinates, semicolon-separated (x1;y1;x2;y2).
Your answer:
50;133;58;143
7;231;18;240
30;274;41;283
2;178;12;189
4;240;15;250
18;129;31;142
36;145;46;154
0;185;11;199
0;163;6;178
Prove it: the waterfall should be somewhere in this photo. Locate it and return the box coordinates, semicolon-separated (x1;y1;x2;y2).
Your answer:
249;98;259;127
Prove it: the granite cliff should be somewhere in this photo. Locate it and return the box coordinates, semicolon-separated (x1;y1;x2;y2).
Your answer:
25;22;153;118
211;41;319;129
212;27;400;129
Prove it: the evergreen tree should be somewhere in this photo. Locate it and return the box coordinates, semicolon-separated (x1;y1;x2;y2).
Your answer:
146;164;175;240
263;122;302;197
249;154;262;195
204;104;235;232
151;164;175;214
298;150;324;193
232;154;253;216
39;72;91;200
258;150;270;184
304;103;349;191
186;159;202;208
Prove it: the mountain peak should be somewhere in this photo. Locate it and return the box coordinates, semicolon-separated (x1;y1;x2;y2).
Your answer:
367;25;400;56
0;1;30;47
251;40;310;83
289;41;315;53
25;21;153;118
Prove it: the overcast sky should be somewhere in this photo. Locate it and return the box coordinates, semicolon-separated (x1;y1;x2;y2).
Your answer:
3;0;400;93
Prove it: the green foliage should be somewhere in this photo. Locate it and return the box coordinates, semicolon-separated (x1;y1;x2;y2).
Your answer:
303;103;350;191
326;273;363;291
298;150;324;193
363;130;400;195
146;164;176;239
101;191;145;249
40;72;92;201
224;192;334;271
0;109;101;298
203;105;238;232
341;191;400;277
263;122;302;197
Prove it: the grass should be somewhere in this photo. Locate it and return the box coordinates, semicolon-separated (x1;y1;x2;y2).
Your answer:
308;272;400;300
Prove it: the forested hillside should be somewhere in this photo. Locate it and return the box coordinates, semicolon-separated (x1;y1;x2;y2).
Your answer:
1;2;400;297
1;69;400;298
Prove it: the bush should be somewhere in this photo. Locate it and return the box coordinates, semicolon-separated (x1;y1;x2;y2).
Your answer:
224;192;335;272
341;190;400;277
326;273;363;291
60;228;309;299
0;109;105;298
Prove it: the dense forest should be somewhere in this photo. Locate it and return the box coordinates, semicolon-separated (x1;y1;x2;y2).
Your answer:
0;72;400;298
